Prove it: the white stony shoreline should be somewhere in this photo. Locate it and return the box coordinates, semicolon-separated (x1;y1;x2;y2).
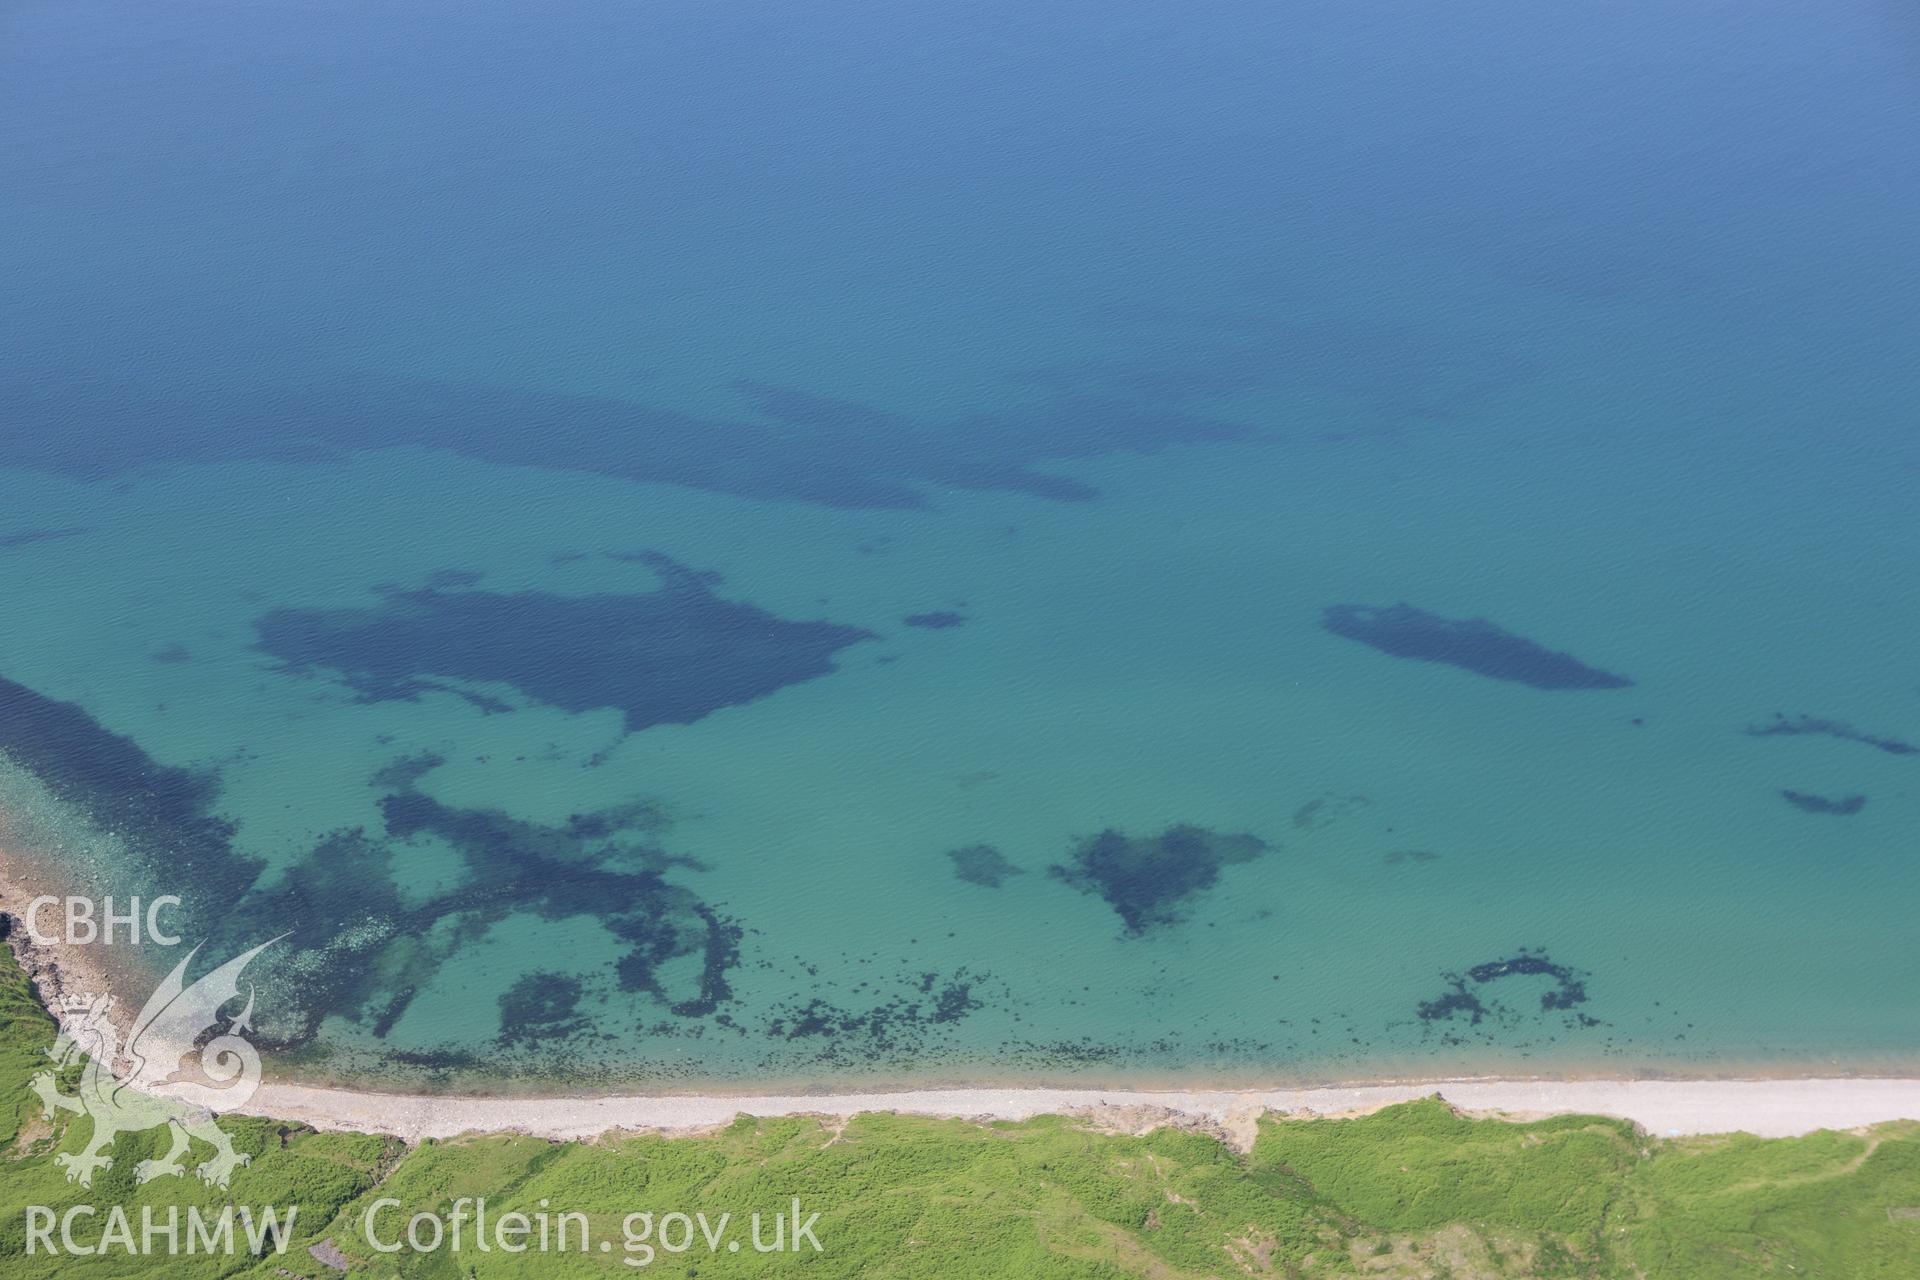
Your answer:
231;1075;1920;1145
16;912;1920;1147
10;851;1920;1148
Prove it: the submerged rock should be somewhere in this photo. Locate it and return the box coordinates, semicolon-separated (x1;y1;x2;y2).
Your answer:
497;972;588;1047
1779;790;1867;816
255;553;875;731
1417;951;1594;1026
903;611;968;630
0;525;89;550
1747;713;1917;756
948;845;1024;888
1322;603;1632;690
1050;824;1269;935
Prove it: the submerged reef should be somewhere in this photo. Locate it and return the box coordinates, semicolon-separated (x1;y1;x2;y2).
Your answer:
255;553;875;731
196;754;743;1049
0;526;90;550
1745;713;1917;757
0;678;1024;1077
1779;790;1867;816
903;611;968;630
0;674;265;923
0;366;1255;509
1418;952;1594;1027
1050;825;1268;935
1322;603;1632;690
764;968;987;1062
948;845;1024;888
376;773;740;1016
497;972;589;1048
1292;792;1371;831
0;673;746;1058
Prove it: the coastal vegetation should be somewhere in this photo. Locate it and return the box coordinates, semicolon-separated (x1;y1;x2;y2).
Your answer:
2;949;1917;1276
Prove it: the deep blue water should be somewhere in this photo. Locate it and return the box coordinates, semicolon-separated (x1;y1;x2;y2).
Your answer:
1;0;1916;1087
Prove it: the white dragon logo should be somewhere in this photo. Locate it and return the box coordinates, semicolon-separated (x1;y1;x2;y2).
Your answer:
30;937;283;1188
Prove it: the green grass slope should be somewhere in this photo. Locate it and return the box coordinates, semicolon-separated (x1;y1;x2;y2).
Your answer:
0;943;1915;1278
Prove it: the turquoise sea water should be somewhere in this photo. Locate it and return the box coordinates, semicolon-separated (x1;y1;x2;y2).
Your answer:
1;0;1916;1089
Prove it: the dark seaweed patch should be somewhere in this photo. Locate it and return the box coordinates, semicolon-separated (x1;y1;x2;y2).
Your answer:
903;612;967;630
1049;825;1268;935
1415;988;1488;1023
1028;305;1534;437
1779;790;1867;816
1292;793;1370;831
382;1047;484;1074
0;674;749;1063
0;675;265;921
0;526;89;550
0;366;1255;509
1322;603;1632;690
350;679;516;715
764;969;986;1059
218;771;739;1049
1418;952;1593;1026
366;751;444;791
947;845;1024;888
377;785;737;1015
497;972;588;1047
254;553;875;731
1746;713;1917;756
5;673;1679;1081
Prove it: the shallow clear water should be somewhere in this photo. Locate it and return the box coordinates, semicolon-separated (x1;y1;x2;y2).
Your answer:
1;0;1915;1088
